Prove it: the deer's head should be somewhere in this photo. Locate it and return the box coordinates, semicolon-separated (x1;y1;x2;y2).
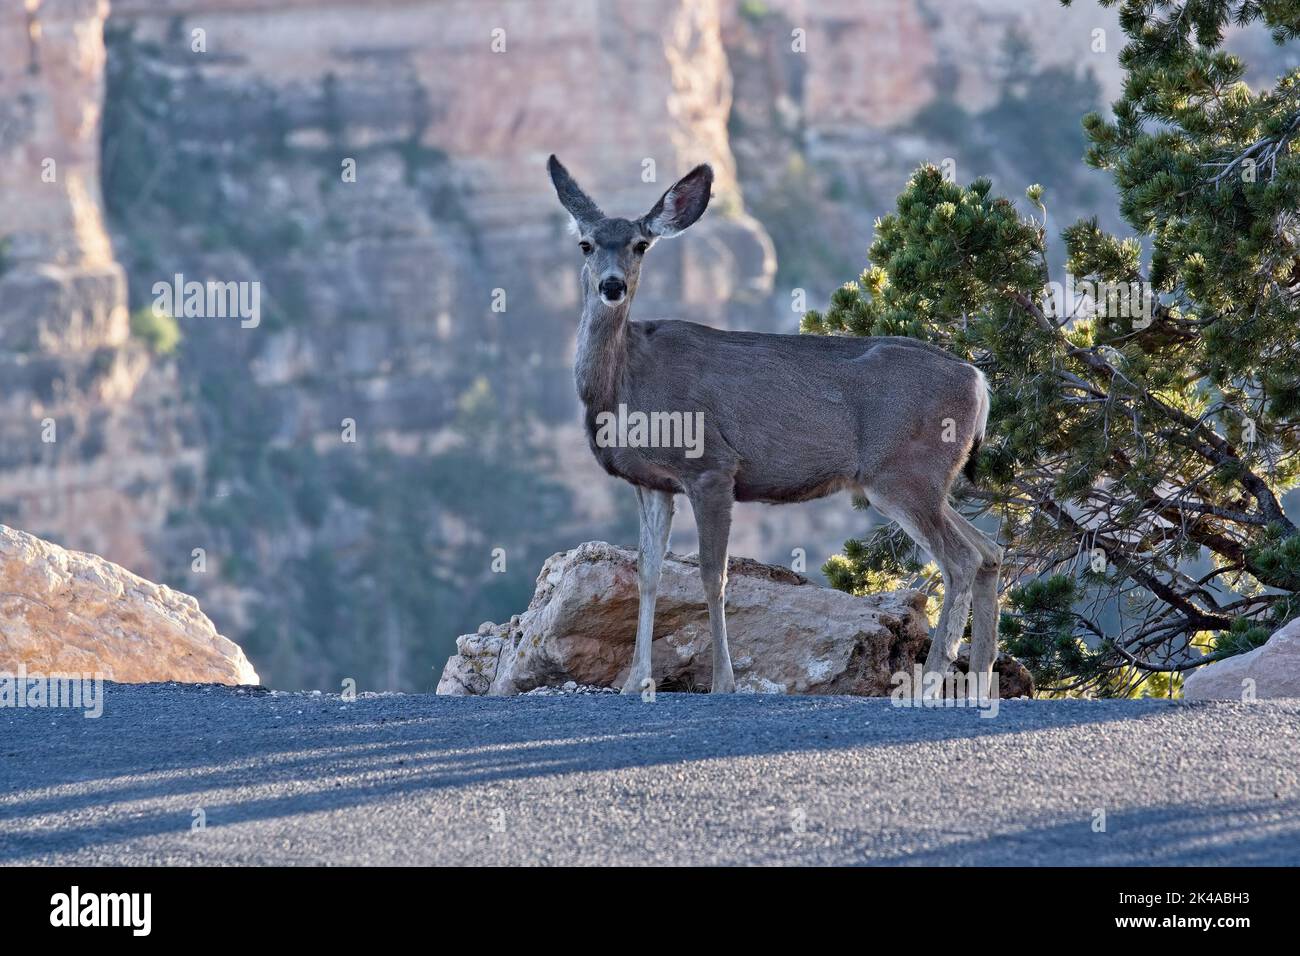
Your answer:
547;155;713;307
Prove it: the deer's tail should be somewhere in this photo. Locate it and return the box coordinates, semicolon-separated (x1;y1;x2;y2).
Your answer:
963;437;981;485
963;368;990;486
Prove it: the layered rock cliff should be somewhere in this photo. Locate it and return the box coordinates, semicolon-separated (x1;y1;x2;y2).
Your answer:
0;0;200;576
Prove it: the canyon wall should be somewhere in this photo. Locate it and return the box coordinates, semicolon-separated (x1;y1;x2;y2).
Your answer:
0;0;1135;689
0;0;199;574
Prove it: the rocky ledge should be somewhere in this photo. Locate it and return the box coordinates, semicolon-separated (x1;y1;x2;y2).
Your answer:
437;541;1033;697
0;524;258;685
1183;617;1300;701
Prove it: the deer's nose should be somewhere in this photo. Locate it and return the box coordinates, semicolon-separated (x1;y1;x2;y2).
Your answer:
599;276;627;301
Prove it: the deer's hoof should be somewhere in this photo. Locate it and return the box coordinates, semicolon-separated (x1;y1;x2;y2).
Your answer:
919;666;953;700
621;673;651;695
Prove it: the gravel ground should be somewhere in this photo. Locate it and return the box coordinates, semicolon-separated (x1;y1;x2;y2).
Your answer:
1;682;1297;866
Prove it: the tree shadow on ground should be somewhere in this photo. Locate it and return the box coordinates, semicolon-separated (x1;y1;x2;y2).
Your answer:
0;684;1291;863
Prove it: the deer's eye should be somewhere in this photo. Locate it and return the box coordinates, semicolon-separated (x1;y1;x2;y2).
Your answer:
579;240;593;255
633;240;650;255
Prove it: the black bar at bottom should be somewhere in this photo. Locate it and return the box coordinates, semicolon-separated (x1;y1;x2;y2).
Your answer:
0;865;1284;940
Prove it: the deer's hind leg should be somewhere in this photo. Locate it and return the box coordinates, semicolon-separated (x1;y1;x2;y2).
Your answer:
946;505;1003;695
621;486;674;695
867;483;981;699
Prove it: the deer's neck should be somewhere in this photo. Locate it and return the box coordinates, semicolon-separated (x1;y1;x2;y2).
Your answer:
574;279;630;410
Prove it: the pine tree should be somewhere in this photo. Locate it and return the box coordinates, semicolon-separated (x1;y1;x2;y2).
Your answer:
804;0;1300;695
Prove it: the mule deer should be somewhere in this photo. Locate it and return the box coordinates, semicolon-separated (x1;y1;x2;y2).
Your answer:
547;155;1002;696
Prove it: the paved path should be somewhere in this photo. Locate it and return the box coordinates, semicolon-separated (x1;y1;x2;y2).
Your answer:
1;684;1297;865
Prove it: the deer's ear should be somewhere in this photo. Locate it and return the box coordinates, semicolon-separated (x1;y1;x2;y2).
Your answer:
642;164;713;238
548;155;603;230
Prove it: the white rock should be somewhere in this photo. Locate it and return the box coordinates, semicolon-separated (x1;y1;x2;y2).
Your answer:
1183;618;1300;701
436;541;1032;697
0;524;259;685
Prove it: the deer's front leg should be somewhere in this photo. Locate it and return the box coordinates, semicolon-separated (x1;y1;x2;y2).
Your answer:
687;474;736;694
621;487;674;695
